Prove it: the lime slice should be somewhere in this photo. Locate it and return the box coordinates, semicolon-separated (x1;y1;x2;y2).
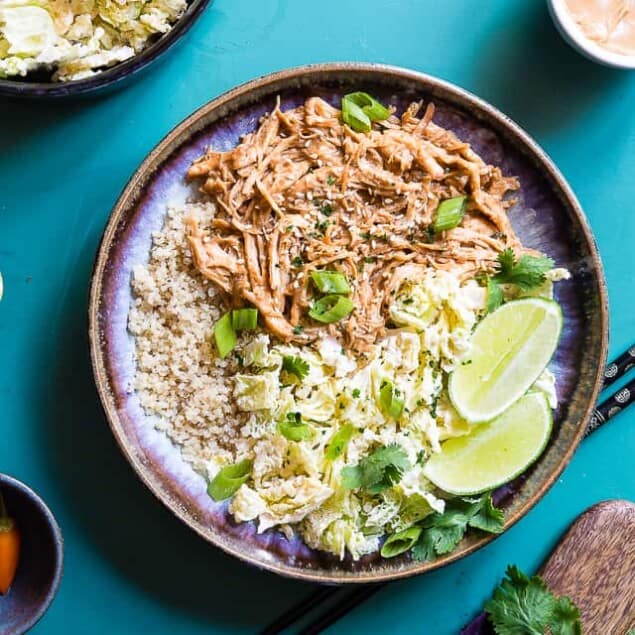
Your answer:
449;297;562;423
423;392;552;495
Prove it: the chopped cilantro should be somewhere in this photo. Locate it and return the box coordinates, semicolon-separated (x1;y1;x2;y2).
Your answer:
291;256;304;267
320;203;333;216
486;276;504;313
422;225;435;243
286;411;301;423
429;395;439;418
281;355;309;380
341;444;410;493
352;388;361;398
494;248;554;290
327;174;336;185
292;324;304;335
484;565;582;635
412;493;504;561
363;256;376;264
315;219;330;234
482;249;554;314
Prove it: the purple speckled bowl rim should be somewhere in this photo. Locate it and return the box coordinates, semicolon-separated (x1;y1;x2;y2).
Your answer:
0;473;64;633
88;63;608;584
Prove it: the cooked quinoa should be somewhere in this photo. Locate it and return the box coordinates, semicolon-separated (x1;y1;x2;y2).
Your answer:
128;203;251;474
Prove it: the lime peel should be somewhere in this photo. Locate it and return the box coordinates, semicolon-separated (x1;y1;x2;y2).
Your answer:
449;297;562;423
423;392;553;495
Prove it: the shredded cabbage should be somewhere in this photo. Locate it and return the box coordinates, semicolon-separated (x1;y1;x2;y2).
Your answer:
0;0;186;80
220;268;564;560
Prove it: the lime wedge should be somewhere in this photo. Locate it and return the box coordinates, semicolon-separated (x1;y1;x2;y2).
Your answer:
423;392;552;495
449;297;562;423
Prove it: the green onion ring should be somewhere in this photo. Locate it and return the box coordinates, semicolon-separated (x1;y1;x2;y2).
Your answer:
310;270;351;294
308;294;354;323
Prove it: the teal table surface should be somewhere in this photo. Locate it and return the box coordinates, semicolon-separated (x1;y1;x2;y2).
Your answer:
1;1;635;633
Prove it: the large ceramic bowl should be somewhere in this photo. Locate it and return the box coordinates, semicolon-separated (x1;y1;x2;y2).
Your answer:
89;63;608;583
0;0;211;99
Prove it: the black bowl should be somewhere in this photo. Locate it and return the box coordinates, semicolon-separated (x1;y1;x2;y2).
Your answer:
0;474;63;634
0;0;212;99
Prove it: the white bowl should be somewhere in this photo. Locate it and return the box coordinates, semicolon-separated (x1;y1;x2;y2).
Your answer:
547;0;635;69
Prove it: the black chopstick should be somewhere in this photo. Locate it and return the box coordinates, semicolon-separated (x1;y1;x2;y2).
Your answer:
586;374;635;437
601;345;635;389
262;347;635;635
298;585;385;635
260;587;340;635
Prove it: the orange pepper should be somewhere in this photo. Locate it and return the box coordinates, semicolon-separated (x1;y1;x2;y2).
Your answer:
0;491;20;594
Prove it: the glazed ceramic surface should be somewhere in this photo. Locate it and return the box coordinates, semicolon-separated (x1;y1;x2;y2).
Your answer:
89;63;608;583
0;474;64;634
0;0;212;99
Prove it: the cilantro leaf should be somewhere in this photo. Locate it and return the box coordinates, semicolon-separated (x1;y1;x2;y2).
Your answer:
412;494;504;562
484;565;582;635
496;248;517;275
484;565;555;635
428;524;465;555
341;444;410;493
281;355;309;380
486;276;504;313
549;596;582;635
411;529;437;561
468;494;505;533
494;249;554;291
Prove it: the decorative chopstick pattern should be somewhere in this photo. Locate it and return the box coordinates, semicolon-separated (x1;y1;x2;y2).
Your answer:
262;349;635;635
601;345;635;389
586;375;635;437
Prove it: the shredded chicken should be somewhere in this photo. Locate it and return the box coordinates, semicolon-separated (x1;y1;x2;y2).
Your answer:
186;97;525;353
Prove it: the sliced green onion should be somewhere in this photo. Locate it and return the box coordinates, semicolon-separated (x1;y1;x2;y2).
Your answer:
282;355;310;380
380;527;422;558
278;412;312;442
207;459;252;501
310;270;351;295
345;92;390;121
379;380;405;419
232;307;259;330
342;96;371;132
308;294;354;324
433;196;468;233
325;423;356;460
214;312;237;359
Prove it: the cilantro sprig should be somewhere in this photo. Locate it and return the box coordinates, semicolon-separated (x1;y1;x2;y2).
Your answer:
341;444;410;493
412;493;504;561
484;565;582;635
485;249;554;313
281;355;309;381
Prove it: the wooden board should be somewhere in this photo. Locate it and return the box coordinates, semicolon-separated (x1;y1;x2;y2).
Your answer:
540;500;635;634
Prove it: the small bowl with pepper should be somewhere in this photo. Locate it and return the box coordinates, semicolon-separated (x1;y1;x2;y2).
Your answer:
0;474;63;634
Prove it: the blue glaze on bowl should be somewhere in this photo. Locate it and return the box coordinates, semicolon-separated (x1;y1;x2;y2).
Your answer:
0;0;212;100
0;474;63;634
89;64;608;583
